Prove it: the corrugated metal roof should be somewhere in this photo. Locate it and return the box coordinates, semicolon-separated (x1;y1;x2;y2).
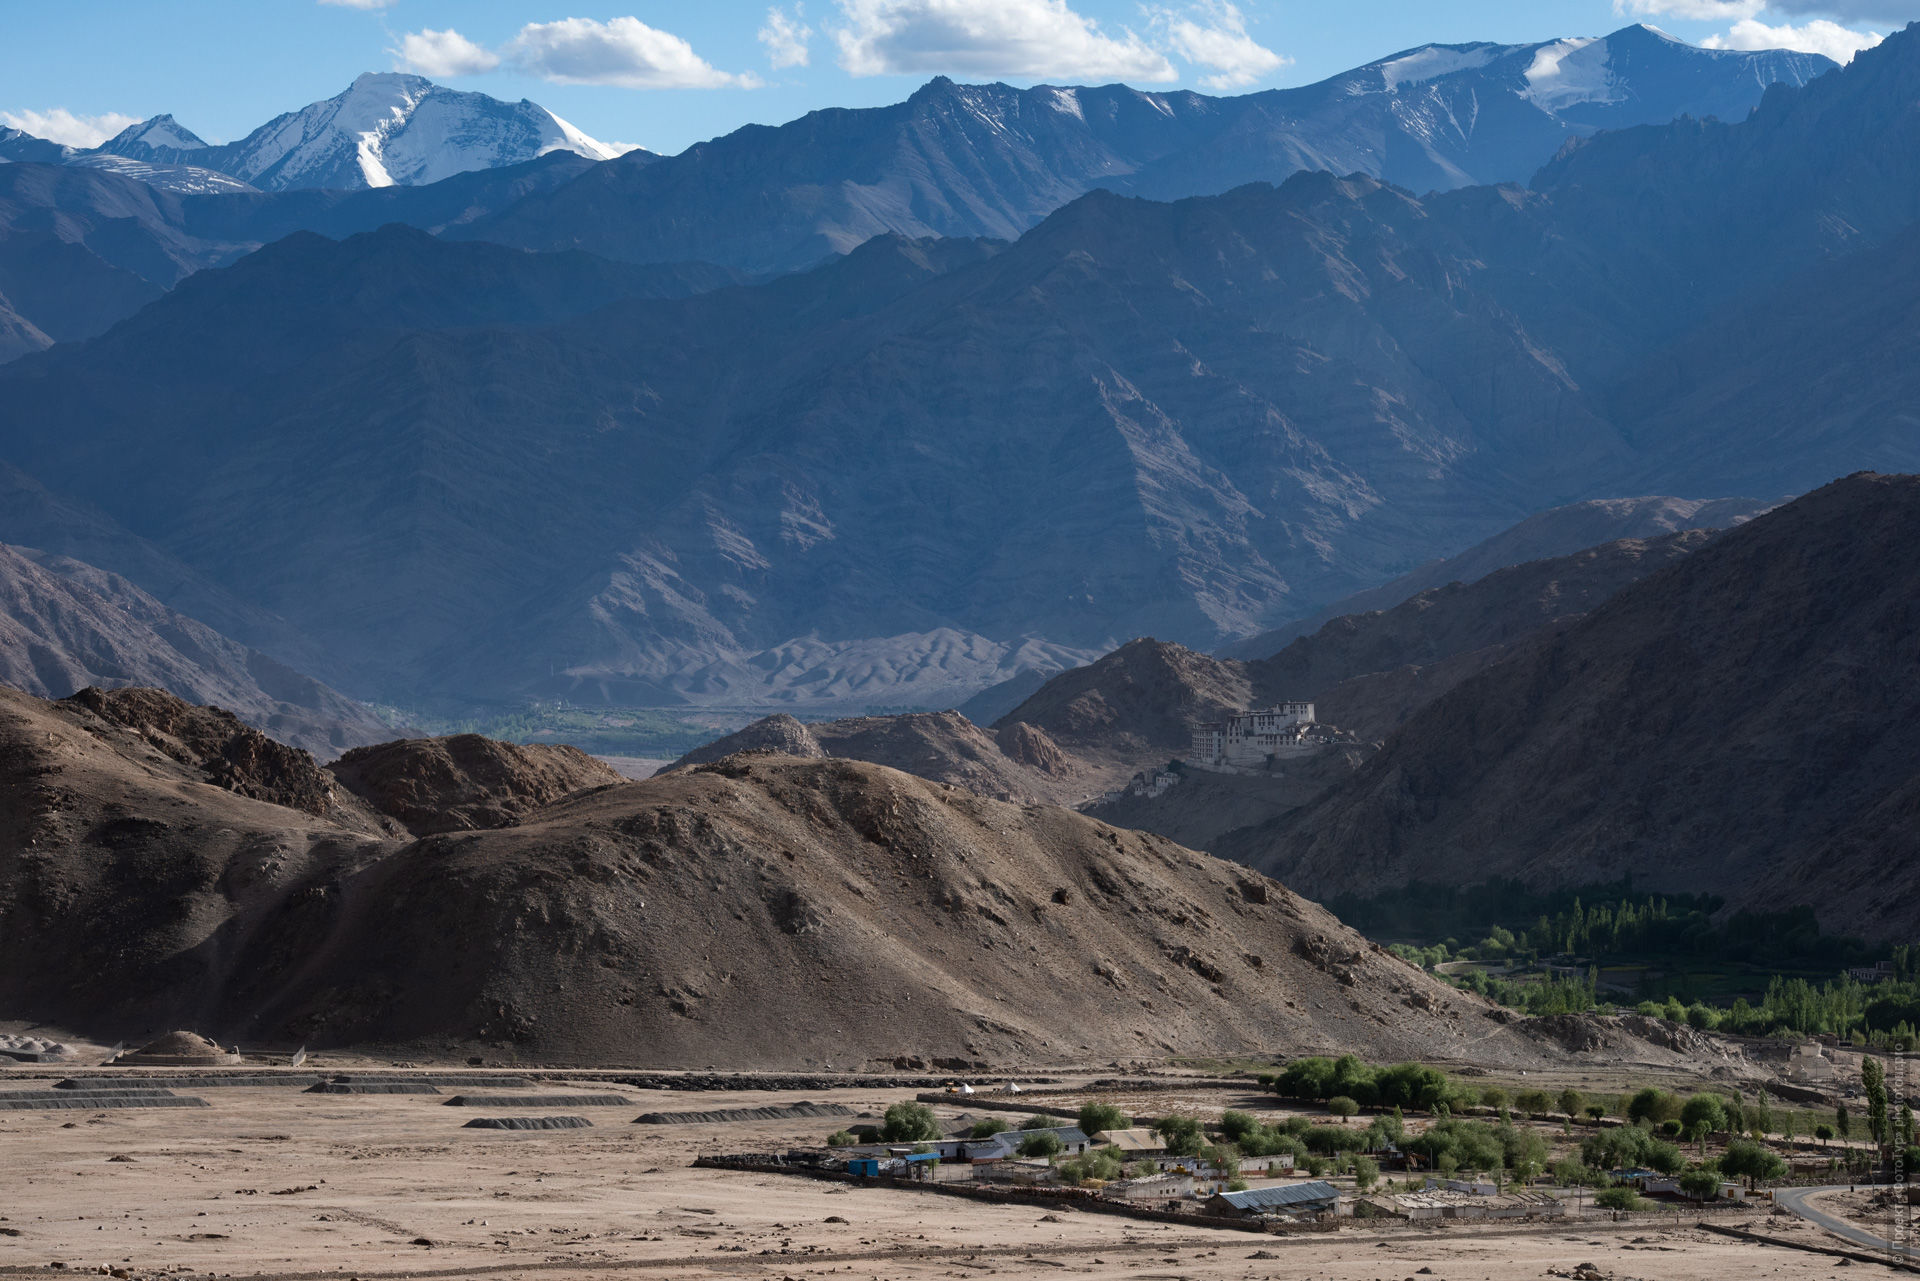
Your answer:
1214;1180;1340;1211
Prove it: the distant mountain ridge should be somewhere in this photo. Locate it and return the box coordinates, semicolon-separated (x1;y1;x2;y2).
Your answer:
0;24;1914;711
5;74;625;195
465;25;1830;275
0;28;1829;363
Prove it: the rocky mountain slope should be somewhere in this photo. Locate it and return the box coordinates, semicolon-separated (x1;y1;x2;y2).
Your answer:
666;710;1086;805
0;684;1564;1069
1233;474;1920;939
1000;523;1732;754
466;27;1825;275
2;28;1912;710
1221;496;1775;660
0;542;391;759
91;75;625;192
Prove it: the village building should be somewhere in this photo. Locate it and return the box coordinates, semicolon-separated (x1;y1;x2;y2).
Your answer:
1204;1180;1341;1219
1104;1171;1195;1203
1361;1189;1564;1221
1093;1127;1167;1157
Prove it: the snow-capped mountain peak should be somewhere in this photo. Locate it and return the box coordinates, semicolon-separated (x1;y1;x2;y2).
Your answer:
95;115;212;165
68;75;622;194
211;73;623;191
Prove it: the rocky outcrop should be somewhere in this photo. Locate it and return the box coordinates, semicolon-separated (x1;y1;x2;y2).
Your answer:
62;685;351;819
327;734;623;837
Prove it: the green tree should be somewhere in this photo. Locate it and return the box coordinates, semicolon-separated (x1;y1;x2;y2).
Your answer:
826;1129;857;1147
1018;1131;1065;1158
1078;1103;1129;1137
1020;1114;1059;1133
1057;1145;1124;1185
1515;1089;1554;1118
1645;1140;1685;1176
1837;1103;1852;1142
1864;1058;1890;1146
880;1102;941;1143
1679;1095;1728;1136
1480;1086;1509;1113
1154;1115;1205;1157
1201;1143;1240;1179
1552;1157;1598;1186
1595;1186;1645;1211
1560;1089;1586;1122
1219;1110;1261;1144
1814;1123;1835;1145
1679;1168;1722;1200
1328;1095;1360;1120
1586;1104;1608;1123
1720;1138;1787;1190
968;1118;1009;1139
1351;1154;1380;1191
1627;1087;1680;1124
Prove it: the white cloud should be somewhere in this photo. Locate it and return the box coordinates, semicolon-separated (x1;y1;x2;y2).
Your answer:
396;28;501;78
1612;0;1764;17
832;0;1176;81
760;5;814;68
0;107;141;148
1703;16;1884;61
507;16;759;89
1152;2;1287;90
318;0;398;9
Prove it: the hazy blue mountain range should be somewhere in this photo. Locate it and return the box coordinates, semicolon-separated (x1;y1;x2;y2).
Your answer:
0;27;1826;359
463;25;1830;274
0;27;1910;714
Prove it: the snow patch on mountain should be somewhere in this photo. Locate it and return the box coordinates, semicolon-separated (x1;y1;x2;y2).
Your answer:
66;153;258;195
1378;45;1499;91
1522;38;1625;112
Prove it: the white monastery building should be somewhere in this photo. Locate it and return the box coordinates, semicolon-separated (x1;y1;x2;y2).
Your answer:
1190;702;1318;767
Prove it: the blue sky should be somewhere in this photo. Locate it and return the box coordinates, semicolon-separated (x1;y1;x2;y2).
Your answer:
3;0;1914;155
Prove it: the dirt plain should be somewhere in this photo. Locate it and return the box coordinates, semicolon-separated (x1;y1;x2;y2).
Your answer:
0;1061;1901;1281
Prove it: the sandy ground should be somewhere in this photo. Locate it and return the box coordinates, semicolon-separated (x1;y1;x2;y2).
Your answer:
0;1074;1899;1281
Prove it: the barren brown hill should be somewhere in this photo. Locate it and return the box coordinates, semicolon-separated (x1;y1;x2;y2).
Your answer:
0;541;391;759
668;710;1086;804
327;735;624;837
250;753;1549;1068
1233;473;1920;939
0;685;392;1034
0;683;1588;1069
994;639;1251;764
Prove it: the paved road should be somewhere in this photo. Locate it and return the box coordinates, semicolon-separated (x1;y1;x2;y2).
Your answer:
1774;1184;1920;1257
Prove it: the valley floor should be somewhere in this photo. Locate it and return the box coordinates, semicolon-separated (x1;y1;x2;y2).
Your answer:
0;1065;1894;1281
